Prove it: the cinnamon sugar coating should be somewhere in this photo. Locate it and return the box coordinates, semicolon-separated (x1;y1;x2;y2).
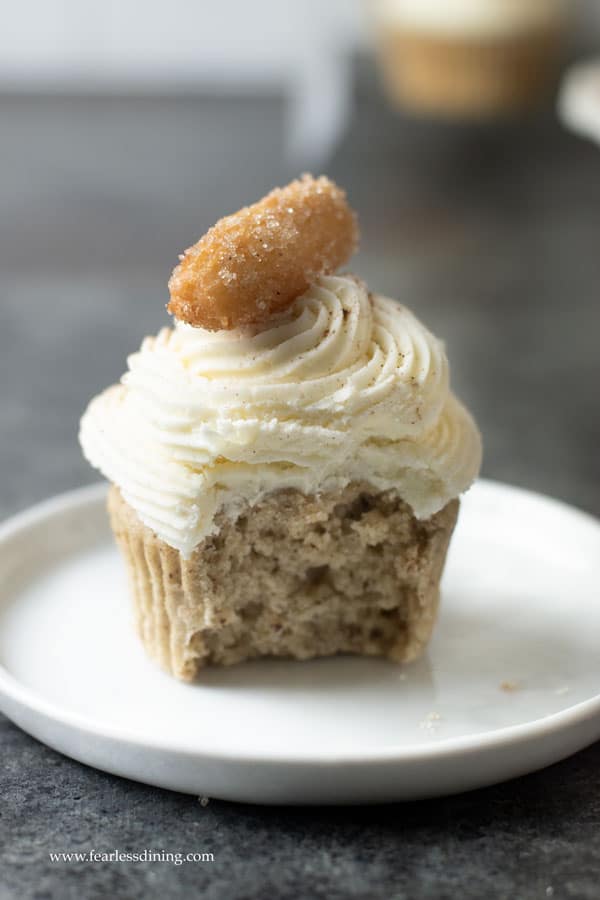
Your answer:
167;175;358;330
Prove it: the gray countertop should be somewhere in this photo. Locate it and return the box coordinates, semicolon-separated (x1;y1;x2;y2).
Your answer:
1;74;600;899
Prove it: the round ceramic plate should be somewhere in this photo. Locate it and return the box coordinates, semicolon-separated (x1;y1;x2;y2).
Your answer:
0;480;599;805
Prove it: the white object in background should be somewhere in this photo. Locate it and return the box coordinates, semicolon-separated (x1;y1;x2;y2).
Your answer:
286;41;355;169
1;480;600;804
558;60;600;146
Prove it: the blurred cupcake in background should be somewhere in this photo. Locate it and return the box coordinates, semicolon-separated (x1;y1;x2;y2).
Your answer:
372;0;571;118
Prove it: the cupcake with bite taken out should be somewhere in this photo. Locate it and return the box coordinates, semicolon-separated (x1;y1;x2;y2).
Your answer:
79;175;482;681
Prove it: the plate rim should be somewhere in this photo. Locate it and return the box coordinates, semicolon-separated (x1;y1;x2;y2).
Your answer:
1;478;600;766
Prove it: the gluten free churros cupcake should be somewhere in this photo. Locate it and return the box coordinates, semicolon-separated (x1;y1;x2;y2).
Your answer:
373;0;569;117
79;176;481;681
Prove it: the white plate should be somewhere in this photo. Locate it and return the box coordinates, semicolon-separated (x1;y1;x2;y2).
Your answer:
0;480;599;805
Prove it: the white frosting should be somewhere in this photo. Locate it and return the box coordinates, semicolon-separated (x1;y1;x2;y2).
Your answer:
80;275;482;556
375;0;566;37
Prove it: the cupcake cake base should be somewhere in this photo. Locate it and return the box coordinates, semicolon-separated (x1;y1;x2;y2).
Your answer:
377;28;564;117
108;484;459;681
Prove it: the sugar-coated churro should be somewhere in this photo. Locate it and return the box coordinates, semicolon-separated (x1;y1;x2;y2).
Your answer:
167;175;358;330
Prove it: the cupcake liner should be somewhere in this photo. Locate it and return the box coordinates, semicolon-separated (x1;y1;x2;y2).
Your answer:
376;28;564;116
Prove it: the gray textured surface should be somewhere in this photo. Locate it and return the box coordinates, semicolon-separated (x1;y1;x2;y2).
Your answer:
1;77;600;899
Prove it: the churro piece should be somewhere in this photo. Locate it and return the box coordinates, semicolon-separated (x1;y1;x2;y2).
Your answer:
167;175;358;330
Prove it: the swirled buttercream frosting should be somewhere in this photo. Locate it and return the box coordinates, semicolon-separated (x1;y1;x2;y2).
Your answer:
80;275;481;556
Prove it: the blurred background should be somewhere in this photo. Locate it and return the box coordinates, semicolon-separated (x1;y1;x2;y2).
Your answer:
1;0;600;521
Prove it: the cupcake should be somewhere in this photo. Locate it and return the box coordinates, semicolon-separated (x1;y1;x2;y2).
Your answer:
79;175;481;681
373;0;569;117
